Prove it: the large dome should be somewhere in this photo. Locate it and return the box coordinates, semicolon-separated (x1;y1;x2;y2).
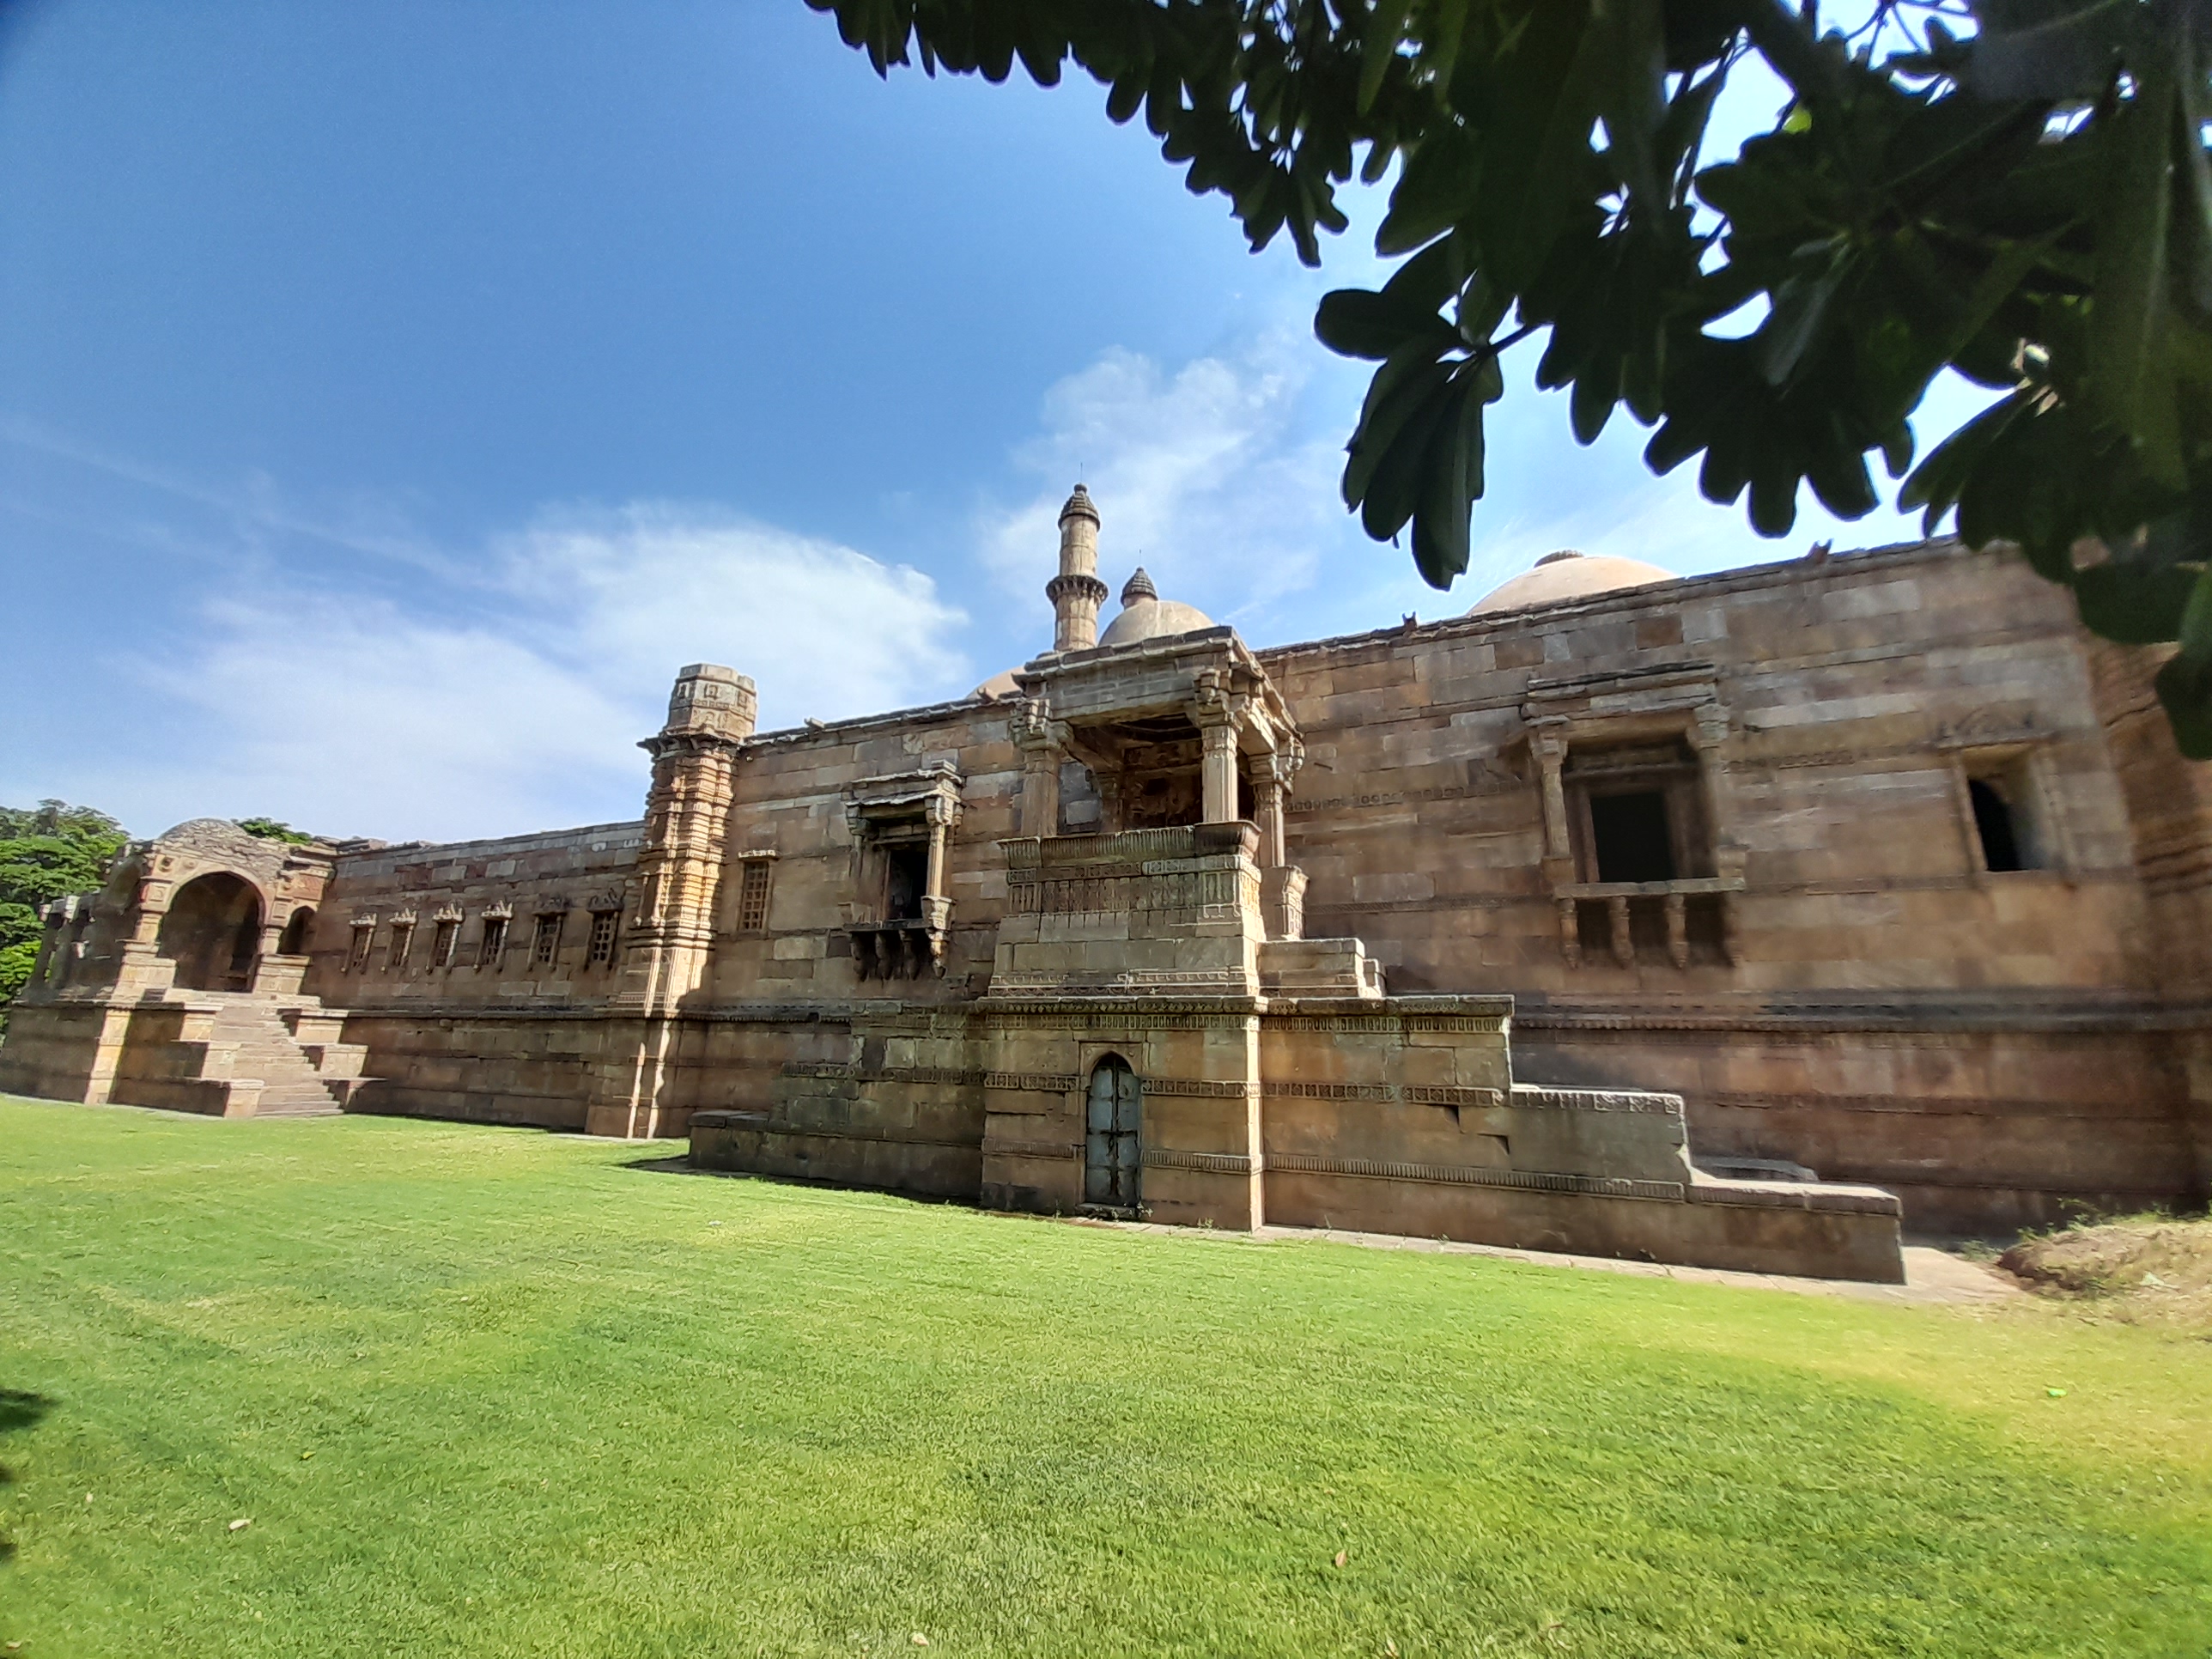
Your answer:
1097;567;1214;647
1467;550;1678;616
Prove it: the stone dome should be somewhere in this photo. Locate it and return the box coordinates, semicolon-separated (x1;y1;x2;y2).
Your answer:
1466;550;1679;616
1097;567;1214;647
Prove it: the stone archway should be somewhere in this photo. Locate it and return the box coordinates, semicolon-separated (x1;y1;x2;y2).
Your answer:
157;872;264;992
279;905;316;956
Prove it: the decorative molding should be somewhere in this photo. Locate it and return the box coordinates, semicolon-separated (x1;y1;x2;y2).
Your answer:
1143;1148;1258;1174
1142;1078;1260;1098
982;1071;1081;1093
1511;1085;1681;1115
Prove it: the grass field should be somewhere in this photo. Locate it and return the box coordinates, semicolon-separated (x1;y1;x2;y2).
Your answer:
3;1097;2208;1658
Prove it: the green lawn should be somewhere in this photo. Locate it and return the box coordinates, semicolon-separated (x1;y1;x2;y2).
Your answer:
3;1098;2208;1658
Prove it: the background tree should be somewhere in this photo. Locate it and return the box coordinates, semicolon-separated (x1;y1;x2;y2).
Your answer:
0;801;128;1030
808;0;2212;756
235;817;318;845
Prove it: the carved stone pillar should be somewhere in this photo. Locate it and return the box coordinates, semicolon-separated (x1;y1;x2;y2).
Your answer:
1090;764;1124;836
1011;699;1069;838
1190;669;1245;826
1531;725;1576;904
1199;724;1240;824
1608;896;1634;968
1689;702;1742;879
1245;746;1301;868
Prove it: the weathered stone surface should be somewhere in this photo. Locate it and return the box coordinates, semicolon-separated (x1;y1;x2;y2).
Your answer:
7;527;2207;1273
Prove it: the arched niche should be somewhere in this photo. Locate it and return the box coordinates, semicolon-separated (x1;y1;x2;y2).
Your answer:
157;872;264;992
279;905;317;956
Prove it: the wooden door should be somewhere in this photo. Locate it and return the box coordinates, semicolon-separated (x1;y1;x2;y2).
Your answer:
1084;1060;1141;1208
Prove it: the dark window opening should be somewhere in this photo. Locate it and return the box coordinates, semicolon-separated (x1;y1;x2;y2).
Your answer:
386;923;413;972
1589;790;1676;884
1969;777;2025;872
532;913;563;965
432;918;460;967
349;927;374;971
884;842;929;921
479;915;508;965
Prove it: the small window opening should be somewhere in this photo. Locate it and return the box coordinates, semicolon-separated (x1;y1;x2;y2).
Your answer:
432;918;459;968
736;860;773;931
386;922;413;972
586;909;619;965
1967;773;2043;872
1589;790;1676;884
349;925;375;971
532;913;563;965
478;915;508;966
884;842;929;921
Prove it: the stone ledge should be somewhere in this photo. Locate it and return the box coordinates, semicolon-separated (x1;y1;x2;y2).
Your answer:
1686;1173;1903;1218
1265;1152;1683;1202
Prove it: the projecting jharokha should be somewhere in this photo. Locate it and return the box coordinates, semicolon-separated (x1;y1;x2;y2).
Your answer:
9;488;2211;1282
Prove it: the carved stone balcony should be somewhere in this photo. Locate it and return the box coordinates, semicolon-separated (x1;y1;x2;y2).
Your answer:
848;913;949;981
1553;876;1745;969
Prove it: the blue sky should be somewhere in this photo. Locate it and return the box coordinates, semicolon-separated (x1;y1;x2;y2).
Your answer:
1;1;1984;842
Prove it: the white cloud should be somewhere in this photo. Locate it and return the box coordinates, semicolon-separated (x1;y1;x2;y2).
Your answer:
977;333;1357;632
42;504;970;845
497;503;970;728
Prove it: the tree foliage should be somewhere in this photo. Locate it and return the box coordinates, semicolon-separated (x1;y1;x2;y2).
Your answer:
0;801;128;1029
236;817;318;845
806;0;2212;756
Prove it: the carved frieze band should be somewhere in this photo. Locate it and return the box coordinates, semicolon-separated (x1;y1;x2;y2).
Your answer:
1143;1149;1258;1174
1265;1152;1682;1203
1263;1081;1505;1108
1008;867;1251;916
1266;1015;1508;1035
1511;1086;1682;1115
985;1071;1080;1092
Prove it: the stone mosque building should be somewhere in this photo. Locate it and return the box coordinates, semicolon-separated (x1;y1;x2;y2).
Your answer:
8;488;2209;1281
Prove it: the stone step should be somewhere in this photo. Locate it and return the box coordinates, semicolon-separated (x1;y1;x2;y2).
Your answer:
204;1002;344;1116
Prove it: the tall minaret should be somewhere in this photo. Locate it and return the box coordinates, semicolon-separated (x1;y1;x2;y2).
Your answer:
1047;483;1108;652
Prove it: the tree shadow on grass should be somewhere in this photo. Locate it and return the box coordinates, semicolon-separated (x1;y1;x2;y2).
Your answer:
0;1389;56;1564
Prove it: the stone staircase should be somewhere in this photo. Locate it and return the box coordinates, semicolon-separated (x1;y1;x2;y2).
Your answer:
208;998;363;1115
108;992;369;1119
